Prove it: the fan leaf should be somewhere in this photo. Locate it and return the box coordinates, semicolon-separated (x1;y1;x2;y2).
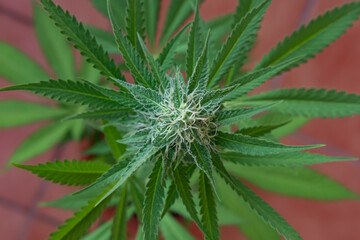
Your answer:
160;214;196;240
0;42;49;84
207;0;271;88
227;164;360;200
67;108;132;121
1;79;122;109
223;56;307;102
225;0;270;83
158;23;190;72
216;103;278;125
13;160;110;186
160;0;197;46
212;156;302;240
190;140;215;190
0;100;68;128
143;160;166;240
145;0;161;46
173;164;207;238
215;173;281;240
256;2;360;73
108;4;157;89
8;121;71;166
49;184;115;240
34;4;75;80
40;0;124;87
221;151;356;167
186;0;203;78
125;0;146;48
199;171;219;240
215;131;322;156
78;145;158;206
240;88;360;118
187;31;210;94
110;185;128;240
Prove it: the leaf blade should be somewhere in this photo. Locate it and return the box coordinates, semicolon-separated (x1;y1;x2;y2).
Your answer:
110;185;128;240
240;88;360;118
143;160;166;240
0;42;49;84
199;171;219;240
160;214;196;240
125;0;146;48
256;2;360;72
108;4;157;89
187;31;210;94
186;0;203;78
216;103;278;125
227;164;359;200
1;79;123;109
207;0;271;88
8;122;70;166
215;131;322;156
34;4;75;80
13;160;110;186
173;164;205;237
160;0;197;46
49;184;115;240
145;0;161;47
0;100;68;128
221;151;356;167
40;0;124;87
212;156;302;240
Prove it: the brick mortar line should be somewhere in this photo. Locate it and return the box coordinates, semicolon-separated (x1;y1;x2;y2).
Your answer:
0;4;33;27
0;195;63;227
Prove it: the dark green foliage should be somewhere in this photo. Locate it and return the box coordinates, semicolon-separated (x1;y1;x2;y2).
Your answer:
110;186;128;240
125;0;146;48
1;80;121;109
142;160;166;240
212;155;302;240
145;0;161;47
240;88;360;118
49;185;115;240
207;0;271;88
199;171;219;240
187;31;210;94
215;131;322;156
40;0;125;87
186;0;203;78
221;151;355;167
157;23;190;71
0;42;49;84
215;103;278;125
160;0;198;46
256;1;360;72
172;164;208;238
13;160;110;186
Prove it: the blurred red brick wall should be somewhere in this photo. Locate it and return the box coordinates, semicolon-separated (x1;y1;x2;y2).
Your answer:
0;0;359;239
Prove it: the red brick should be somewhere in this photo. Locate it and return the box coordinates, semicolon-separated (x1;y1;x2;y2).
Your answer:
0;205;26;239
27;219;58;240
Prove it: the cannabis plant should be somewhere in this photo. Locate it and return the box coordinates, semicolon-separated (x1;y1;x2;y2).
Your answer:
0;4;102;166
1;0;360;239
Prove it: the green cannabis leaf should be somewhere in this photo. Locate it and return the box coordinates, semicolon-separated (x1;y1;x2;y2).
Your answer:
12;160;110;186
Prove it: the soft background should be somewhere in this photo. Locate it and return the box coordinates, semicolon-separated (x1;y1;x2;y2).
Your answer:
0;0;359;239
